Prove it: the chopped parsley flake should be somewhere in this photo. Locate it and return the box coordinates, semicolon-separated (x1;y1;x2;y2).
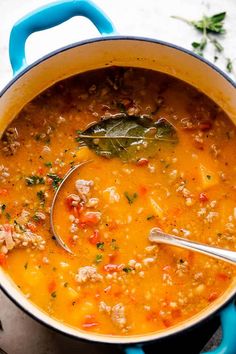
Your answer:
96;242;105;250
1;204;6;213
47;173;62;190
95;254;103;264
33;214;40;222
123;267;132;273
124;191;138;204
147;214;154;220
5;212;11;220
37;190;46;205
25;175;45;186
51;291;57;298
110;239;119;250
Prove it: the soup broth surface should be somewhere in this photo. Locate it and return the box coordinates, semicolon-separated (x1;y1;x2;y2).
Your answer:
0;67;236;335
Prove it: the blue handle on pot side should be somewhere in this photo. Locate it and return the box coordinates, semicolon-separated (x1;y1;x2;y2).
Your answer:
124;301;236;354
9;0;116;75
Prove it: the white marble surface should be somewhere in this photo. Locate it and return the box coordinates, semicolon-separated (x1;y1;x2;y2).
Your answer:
0;0;235;353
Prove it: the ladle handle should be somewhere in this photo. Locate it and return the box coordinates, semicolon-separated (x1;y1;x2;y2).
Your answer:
149;228;236;265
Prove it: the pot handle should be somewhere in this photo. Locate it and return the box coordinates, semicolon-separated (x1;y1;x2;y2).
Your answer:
123;301;236;354
9;0;116;75
203;301;236;354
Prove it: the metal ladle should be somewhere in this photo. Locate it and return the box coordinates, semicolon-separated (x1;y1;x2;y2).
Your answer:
50;160;91;255
149;228;236;265
50;164;236;264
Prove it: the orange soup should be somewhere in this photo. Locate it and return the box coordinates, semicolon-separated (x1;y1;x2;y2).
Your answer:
0;67;236;335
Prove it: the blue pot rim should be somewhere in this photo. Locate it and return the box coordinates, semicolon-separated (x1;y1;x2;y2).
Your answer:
1;35;235;98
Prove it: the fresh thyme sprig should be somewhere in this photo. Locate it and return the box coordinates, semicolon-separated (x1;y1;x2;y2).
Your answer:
172;12;234;74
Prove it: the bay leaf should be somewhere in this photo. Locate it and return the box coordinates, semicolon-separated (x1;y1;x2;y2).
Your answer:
76;114;178;162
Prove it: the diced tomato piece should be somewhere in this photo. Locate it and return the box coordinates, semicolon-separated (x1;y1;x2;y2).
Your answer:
199;122;212;131
3;224;12;232
188;251;195;265
68;236;76;247
89;230;100;245
208;291;218;302
162;318;172;327
139;185;148;196
108;253;118;263
27;222;37;232
37;167;44;175
146;311;158;322
119;98;132;109
82;315;99;329
103;264;123;273
0;253;7;266
82;322;99;329
80;212;101;226
72;206;79;218
199;192;209;202
171;309;181;319
48;280;57;293
65;196;84;216
74;205;84;218
0;188;8;196
108;221;118;231
78;222;86;229
136;158;149;166
216;272;229;281
65;196;74;210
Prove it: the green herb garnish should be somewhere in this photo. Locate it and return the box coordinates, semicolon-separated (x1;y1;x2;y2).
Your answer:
206;175;211;180
116;102;127;113
96;242;105;250
32;214;40;222
226;58;233;73
123;267;132;273
51;291;57;298
47;173;62;190
44;162;52;167
5;212;11;220
147;214;155;220
124;192;138;204
110;239;119;250
14;220;26;232
190;12;226;34
24;262;28;270
95;254;103;264
172;12;234;74
1;204;6;213
37;190;46;205
25;175;45;186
